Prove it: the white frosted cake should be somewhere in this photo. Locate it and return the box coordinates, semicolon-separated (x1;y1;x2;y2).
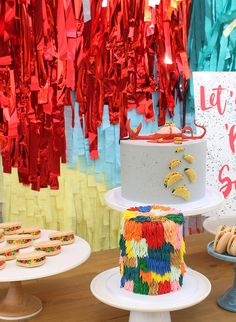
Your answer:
120;139;207;204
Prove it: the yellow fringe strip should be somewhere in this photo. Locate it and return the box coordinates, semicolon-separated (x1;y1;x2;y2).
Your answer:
2;163;121;251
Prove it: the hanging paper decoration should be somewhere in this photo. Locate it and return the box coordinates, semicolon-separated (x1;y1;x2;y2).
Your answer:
76;0;192;159
0;0;192;190
0;0;78;190
187;0;236;119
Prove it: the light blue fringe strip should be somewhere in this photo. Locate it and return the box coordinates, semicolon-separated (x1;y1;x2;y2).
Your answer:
64;92;184;188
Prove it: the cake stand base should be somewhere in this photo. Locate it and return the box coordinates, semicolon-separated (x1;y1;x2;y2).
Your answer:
208;242;236;312
217;287;236;312
129;311;171;322
91;267;211;322
0;281;42;320
105;186;224;216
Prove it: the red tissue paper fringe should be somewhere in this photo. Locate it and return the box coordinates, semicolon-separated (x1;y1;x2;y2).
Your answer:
0;0;191;190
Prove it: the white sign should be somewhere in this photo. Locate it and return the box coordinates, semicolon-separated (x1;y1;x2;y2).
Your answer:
193;72;236;216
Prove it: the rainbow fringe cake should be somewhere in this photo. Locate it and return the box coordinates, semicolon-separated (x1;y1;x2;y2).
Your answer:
119;205;185;295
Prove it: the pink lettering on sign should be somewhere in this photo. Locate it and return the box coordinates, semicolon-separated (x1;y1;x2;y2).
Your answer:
225;124;236;154
218;164;236;198
200;85;228;115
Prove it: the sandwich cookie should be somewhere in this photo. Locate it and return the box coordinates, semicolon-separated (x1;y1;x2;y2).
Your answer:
49;231;75;245
0;245;20;260
0;229;4;243
214;225;232;254
20;227;41;239
0;222;22;235
0;256;6;269
227;229;236;256
34;240;62;256
16;251;46;268
6;234;33;249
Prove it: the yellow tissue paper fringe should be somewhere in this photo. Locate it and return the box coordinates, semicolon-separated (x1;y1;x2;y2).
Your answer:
2;163;121;251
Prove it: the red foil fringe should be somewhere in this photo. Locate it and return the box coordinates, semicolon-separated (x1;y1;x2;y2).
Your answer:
0;0;191;189
76;0;191;159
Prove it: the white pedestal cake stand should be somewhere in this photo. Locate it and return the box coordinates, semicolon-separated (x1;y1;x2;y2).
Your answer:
0;229;91;320
203;216;236;235
105;186;224;216
91;267;211;322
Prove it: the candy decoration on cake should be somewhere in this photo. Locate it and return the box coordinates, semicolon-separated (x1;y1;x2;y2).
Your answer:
184;168;197;183
169;160;182;170
164;172;184;188
183;154;194;164
164;146;199;200
119;205;185;295
176;147;185;153
172;186;190;200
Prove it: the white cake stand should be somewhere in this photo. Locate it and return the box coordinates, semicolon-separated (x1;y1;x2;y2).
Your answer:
105;186;224;216
203;216;236;234
91;267;211;322
0;229;91;320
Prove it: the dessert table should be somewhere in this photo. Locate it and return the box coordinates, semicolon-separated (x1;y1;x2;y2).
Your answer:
91;267;211;322
208;241;236;312
0;229;91;320
105;186;224;216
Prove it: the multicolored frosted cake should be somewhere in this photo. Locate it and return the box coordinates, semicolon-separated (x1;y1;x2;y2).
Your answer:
119;205;185;295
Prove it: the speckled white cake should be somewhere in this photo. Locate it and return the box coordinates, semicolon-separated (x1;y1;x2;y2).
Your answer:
120;139;207;204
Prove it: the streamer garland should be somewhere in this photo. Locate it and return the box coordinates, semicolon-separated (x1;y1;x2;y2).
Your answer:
187;0;236;117
76;0;192;159
0;0;191;189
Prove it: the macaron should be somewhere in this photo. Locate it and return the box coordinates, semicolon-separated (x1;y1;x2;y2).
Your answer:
20;227;41;240
227;234;236;256
34;240;62;256
0;223;22;235
0;245;20;260
214;225;232;254
0;256;6;269
6;234;33;249
0;229;5;243
16;251;46;268
48;231;75;245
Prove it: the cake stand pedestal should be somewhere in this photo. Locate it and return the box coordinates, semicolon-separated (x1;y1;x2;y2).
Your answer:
90;267;211;322
204;216;236;235
129;311;170;322
208;241;236;312
105;186;224;216
0;229;91;320
0;281;42;320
